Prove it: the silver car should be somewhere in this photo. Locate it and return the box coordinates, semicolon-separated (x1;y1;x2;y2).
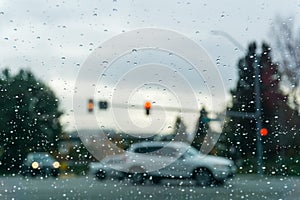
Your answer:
89;156;126;181
90;141;236;186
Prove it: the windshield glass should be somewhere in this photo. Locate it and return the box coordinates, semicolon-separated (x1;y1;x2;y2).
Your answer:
0;1;300;199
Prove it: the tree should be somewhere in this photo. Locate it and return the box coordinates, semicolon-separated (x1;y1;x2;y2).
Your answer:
0;69;63;172
260;43;285;159
260;43;300;166
173;116;188;142
154;116;188;142
223;42;257;160
192;108;209;151
223;42;300;173
272;16;300;112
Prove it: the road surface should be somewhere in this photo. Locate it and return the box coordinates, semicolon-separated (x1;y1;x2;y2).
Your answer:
0;174;299;199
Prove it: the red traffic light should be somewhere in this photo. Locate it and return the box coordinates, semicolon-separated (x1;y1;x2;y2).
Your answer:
144;101;151;109
144;101;152;115
260;128;268;136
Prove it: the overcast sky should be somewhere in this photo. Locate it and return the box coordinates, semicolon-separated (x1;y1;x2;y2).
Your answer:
1;0;300;133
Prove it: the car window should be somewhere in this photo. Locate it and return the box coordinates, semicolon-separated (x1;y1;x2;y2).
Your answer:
134;146;179;157
134;146;162;154
184;147;199;158
104;158;124;165
156;147;179;157
34;157;54;163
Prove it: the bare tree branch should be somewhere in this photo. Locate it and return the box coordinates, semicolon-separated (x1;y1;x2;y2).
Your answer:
271;16;300;111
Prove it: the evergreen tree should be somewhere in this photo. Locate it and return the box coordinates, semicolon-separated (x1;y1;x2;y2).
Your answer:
223;42;257;160
0;69;63;172
223;42;300;173
173;116;188;142
192;108;209;151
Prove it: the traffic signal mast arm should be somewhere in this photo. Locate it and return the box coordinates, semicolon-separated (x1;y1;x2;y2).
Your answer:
226;110;256;119
89;100;258;119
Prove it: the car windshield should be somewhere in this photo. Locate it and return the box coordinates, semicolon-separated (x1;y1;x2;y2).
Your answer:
1;1;300;200
33;156;54;163
27;153;54;164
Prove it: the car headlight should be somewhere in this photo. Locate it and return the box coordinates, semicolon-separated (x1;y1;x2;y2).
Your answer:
52;161;60;169
31;161;39;169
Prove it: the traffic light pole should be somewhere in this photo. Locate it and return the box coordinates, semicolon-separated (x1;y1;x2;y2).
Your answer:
211;30;264;175
254;58;264;175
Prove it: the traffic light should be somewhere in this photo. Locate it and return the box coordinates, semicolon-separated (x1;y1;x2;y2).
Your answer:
88;99;94;112
260;128;268;136
99;101;108;109
144;101;151;115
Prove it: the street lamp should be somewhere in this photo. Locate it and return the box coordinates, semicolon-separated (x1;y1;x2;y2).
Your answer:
211;30;246;53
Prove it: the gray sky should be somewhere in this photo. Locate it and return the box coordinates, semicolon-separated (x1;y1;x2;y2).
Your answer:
1;0;300;132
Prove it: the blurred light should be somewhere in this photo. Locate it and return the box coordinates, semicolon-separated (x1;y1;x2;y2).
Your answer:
31;161;39;169
88;99;94;112
52;161;60;169
260;128;268;136
144;101;152;115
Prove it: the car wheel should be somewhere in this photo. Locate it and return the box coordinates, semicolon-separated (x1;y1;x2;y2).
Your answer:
151;176;161;184
129;166;146;185
96;171;106;180
194;168;213;186
214;179;225;186
20;170;28;177
117;172;126;180
51;172;59;178
131;172;146;185
31;171;37;177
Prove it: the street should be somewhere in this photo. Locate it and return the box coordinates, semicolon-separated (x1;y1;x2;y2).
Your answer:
0;174;299;200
